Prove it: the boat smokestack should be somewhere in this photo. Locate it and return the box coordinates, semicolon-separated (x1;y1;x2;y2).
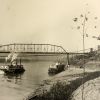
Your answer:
20;58;21;65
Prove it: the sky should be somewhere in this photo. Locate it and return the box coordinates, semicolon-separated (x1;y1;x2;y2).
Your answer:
0;0;100;52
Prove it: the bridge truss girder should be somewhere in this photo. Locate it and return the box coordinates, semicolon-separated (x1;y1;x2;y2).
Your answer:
0;44;67;54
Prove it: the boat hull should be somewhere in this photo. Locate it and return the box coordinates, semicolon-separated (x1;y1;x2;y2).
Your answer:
48;64;65;74
4;68;25;74
0;65;25;74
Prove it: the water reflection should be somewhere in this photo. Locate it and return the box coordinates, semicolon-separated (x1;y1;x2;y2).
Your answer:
4;73;24;84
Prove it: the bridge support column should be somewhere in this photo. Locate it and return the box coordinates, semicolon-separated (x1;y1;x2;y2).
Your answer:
67;53;70;65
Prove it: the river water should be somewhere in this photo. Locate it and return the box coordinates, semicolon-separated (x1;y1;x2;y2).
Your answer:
0;61;54;100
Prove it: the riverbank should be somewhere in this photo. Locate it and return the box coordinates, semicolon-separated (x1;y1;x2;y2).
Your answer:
25;63;100;100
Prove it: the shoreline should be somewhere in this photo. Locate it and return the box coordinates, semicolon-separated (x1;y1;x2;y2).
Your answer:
25;65;100;100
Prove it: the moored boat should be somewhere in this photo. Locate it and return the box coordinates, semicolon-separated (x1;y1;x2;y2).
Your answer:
0;52;25;74
4;64;25;74
48;62;65;74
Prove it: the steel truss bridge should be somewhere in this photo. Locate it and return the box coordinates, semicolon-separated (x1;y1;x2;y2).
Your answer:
0;43;67;54
0;43;89;55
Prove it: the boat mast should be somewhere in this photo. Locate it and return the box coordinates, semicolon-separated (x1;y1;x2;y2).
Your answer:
16;59;18;65
20;58;21;65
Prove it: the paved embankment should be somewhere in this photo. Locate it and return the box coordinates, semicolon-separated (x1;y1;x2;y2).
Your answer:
71;77;100;100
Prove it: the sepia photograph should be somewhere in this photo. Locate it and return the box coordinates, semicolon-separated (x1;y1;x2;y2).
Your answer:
0;0;100;100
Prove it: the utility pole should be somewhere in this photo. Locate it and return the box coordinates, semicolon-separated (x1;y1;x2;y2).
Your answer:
82;14;86;100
